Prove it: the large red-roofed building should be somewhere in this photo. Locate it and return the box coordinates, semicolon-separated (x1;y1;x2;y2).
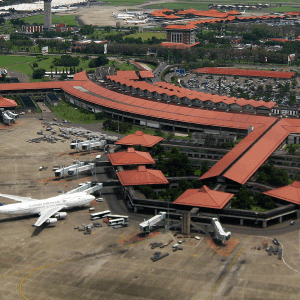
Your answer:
163;24;199;48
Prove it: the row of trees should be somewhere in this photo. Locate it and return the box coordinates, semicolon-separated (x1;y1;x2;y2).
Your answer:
231;187;276;210
102;119;132;134
139;179;203;201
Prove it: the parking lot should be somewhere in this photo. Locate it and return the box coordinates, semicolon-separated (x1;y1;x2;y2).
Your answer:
1;116;300;299
166;71;300;106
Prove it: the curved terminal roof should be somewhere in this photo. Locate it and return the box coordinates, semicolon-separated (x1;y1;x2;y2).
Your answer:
107;73;276;109
0;71;276;134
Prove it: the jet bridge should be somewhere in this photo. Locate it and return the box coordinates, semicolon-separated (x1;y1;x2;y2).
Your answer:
6;110;18;119
82;139;107;151
67;181;103;195
70;138;102;151
67;163;95;176
54;161;85;177
140;212;166;233
1;111;14;125
211;218;231;243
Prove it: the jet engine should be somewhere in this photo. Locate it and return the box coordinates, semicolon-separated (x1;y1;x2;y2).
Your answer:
46;218;58;224
54;212;67;219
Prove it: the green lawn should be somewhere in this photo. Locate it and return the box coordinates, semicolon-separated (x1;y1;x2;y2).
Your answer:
51;100;102;124
125;32;166;41
21;14;78;26
116;63;139;71
0;55;93;79
0;55;37;67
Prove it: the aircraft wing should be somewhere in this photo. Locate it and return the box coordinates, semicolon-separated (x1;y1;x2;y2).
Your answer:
33;206;64;227
0;193;38;202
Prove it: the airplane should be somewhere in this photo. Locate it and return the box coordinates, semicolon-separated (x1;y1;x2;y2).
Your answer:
125;8;144;16
0;191;95;227
116;15;133;20
125;18;148;24
241;9;246;15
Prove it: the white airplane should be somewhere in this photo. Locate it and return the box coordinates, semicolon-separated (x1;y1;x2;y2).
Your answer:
125;18;148;24
241;10;246;15
0;192;95;227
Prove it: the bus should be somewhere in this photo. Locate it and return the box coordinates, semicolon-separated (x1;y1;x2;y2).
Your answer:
106;214;129;222
108;218;127;226
90;210;110;220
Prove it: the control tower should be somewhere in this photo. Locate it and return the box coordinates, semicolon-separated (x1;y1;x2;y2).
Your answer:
44;0;52;31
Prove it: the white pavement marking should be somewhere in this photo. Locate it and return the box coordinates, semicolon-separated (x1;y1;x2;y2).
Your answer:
257;235;300;275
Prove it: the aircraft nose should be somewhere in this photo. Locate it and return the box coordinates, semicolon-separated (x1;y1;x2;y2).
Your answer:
90;195;96;201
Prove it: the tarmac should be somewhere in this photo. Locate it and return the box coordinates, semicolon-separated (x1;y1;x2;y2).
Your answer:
1;115;300;299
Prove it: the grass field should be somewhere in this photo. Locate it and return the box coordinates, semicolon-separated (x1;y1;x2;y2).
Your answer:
117;62;139;71
0;55;92;79
21;14;78;26
125;32;166;41
51;100;102;124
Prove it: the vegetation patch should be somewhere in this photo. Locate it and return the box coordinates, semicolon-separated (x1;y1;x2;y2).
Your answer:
21;14;78;26
50;100;102;124
125;32;166;41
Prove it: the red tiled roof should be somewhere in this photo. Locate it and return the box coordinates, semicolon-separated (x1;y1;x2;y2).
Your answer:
165;24;197;30
177;8;201;15
269;38;290;42
161;42;200;49
115;130;164;147
139;71;154;78
0;95;17;108
116;71;139;80
108;147;155;166
164;14;181;19
194;67;296;79
263;181;300;204
173;185;234;209
228;10;241;15
200;120;276;181
223;120;290;184
116;165;169;186
149;10;167;17
0;71;277;134
107;71;276;109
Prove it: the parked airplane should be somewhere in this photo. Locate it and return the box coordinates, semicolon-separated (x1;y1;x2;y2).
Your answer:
125;18;148;24
112;12;133;19
125;8;144;15
0;192;95;227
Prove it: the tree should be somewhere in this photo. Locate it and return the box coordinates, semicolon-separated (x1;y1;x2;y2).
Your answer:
32;68;46;79
88;55;109;68
52;55;79;67
79;25;94;35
